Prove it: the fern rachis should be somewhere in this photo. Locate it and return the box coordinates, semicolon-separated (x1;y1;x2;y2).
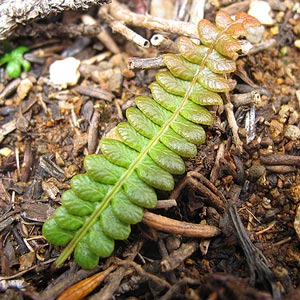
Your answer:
42;11;261;269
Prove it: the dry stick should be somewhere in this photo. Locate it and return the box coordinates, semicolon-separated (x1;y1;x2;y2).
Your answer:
88;110;100;154
158;278;201;300
0;98;37;143
98;6;150;48
89;241;143;300
128;56;165;70
260;154;300;166
160;241;198;272
265;165;296;173
81;14;120;54
231;91;260;108
0;0;111;40
75;85;114;102
154;199;178;209
223;93;243;153
106;0;199;38
190;0;206;24
151;34;178;53
142;211;221;238
0;78;21;103
210;142;225;184
116;259;171;289
188;171;225;213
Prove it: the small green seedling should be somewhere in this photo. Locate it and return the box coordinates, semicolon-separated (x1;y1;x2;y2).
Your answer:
0;45;31;78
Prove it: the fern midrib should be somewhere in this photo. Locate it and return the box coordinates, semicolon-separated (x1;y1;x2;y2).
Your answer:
56;39;215;266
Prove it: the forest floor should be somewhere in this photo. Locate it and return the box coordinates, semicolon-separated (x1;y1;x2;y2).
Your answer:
1;0;300;299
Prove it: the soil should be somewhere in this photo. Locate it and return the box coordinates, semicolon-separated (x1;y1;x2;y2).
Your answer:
1;1;300;299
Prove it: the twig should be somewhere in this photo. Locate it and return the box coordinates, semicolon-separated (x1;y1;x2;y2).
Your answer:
223;93;243;153
88;110;100;154
105;0;199;39
142;211;221;238
0;258;56;281
265;165;296;173
99;6;150;48
116;259;171;289
260;154;300;166
189;0;205;24
154;199;178;209
248;39;277;55
158;277;200;300
189;171;225;213
160;241;198;272
151;34;178;53
0;78;22;103
81;14;120;54
128;56;165;70
210;142;225;183
0;0;111;40
231;91;261;108
75;85;114;102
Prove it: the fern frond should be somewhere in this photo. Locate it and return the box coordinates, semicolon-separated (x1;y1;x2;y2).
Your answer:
42;11;260;269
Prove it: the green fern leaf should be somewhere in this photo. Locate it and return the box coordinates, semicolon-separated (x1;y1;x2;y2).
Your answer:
177;36;236;73
42;11;261;269
156;70;223;105
61;190;96;216
42;218;75;246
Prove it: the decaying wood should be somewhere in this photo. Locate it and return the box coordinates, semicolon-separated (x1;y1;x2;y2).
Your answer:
128;56;165;70
160;241;198;272
142;211;221;238
260;154;300;166
101;0;199;39
223;93;244;153
0;0;111;40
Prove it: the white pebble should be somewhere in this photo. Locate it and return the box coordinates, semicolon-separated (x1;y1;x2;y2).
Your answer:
248;0;275;25
49;57;80;88
285;125;300;141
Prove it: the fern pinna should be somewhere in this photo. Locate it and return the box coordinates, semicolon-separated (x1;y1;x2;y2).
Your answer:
43;11;260;269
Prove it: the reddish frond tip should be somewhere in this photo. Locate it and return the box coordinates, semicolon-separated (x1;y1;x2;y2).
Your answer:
235;12;261;27
198;19;219;45
215;10;233;29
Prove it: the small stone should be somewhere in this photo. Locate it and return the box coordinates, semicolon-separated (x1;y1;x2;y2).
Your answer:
0;147;14;157
246;25;265;44
248;0;275;25
294;40;300;49
269;119;283;142
17;78;33;100
284;125;300;141
270;25;279;35
248;165;266;181
286;185;300;204
49;57;80;88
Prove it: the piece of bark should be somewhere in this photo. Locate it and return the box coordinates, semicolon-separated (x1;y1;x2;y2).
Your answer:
0;0;111;40
142;211;221;238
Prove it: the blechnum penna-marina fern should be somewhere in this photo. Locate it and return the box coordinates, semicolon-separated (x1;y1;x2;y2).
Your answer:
42;11;261;269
